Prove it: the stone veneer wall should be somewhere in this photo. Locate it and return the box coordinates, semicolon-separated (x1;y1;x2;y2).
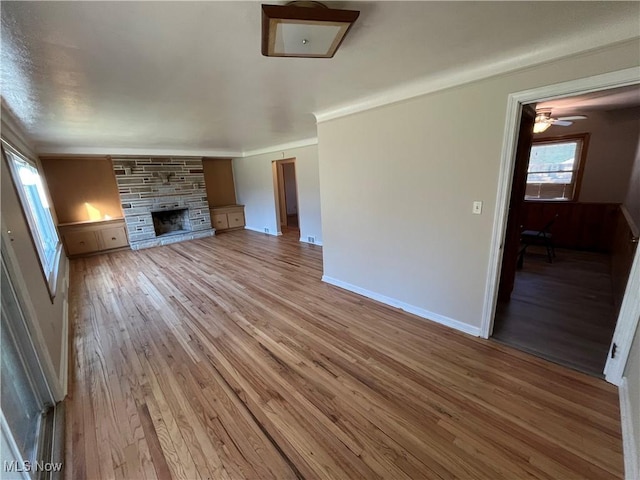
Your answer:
112;157;214;250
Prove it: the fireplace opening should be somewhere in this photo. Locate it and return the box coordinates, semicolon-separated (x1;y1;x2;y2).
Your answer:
151;208;191;237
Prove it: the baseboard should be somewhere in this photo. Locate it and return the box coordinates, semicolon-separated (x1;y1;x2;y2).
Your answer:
321;276;481;337
299;237;323;246
619;377;639;480
59;262;70;398
244;226;281;236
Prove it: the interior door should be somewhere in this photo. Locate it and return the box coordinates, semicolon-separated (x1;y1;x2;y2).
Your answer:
497;104;536;301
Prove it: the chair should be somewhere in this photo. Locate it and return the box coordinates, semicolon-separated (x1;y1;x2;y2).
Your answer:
519;214;558;265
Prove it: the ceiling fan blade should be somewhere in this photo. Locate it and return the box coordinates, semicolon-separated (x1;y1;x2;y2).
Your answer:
552;120;573;126
556;115;587;121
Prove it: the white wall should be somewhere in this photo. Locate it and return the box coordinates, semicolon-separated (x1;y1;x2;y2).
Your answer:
535;108;640;203
623;323;640;479
1;108;69;400
317;40;640;330
233;144;323;244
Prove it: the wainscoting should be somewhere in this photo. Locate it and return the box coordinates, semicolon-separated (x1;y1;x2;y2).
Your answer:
520;201;619;252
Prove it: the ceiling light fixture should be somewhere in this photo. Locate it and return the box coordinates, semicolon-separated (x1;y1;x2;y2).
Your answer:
262;2;360;58
533;111;553;133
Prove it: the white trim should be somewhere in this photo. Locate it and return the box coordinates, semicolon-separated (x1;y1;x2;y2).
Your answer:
322;275;481;337
59;260;70;397
480;94;522;339
299;237;323;246
314;39;640;124
35;137;321;159
37;146;243;157
242;137;318;158
0;101;39;159
619;378;639;480
480;67;640;386
244;226;282;236
605;246;640;385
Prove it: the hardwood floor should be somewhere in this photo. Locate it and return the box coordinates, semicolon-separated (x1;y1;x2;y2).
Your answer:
493;246;617;376
65;231;624;479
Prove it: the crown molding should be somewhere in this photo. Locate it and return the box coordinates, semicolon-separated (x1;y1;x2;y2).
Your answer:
241;137;318;158
314;36;640;124
35;146;243;158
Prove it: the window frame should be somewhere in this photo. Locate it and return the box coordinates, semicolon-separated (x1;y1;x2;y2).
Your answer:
2;142;62;300
525;133;590;203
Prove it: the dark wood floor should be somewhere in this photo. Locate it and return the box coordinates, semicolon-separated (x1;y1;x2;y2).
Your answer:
65;231;623;479
493;246;617;376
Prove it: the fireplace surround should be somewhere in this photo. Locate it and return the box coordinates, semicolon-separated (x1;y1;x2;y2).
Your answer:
113;157;214;249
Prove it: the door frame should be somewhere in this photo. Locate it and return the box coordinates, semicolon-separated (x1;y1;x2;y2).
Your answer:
272;158;299;231
480;66;640;385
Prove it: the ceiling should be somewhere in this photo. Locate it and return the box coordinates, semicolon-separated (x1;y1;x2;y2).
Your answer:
536;84;640;117
2;1;639;156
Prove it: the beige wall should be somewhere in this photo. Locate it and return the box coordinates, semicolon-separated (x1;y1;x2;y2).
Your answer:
623;323;640;478
623;135;640;229
233;144;323;244
317;40;639;329
1;114;68;398
534;108;640;203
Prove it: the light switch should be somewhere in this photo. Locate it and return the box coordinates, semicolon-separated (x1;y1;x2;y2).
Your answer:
472;201;483;215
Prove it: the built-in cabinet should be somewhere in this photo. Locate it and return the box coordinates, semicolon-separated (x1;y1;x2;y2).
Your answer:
202;158;246;234
59;218;129;257
210;205;245;231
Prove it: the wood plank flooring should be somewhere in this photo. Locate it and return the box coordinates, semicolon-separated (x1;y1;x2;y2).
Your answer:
65;230;624;479
493;246;617;376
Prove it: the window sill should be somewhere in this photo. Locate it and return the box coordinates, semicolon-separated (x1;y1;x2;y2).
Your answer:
46;243;63;303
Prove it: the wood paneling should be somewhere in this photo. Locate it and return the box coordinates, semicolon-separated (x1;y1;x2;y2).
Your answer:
65;230;624;480
521;201;620;252
202;158;236;207
611;207;638;313
40;156;123;224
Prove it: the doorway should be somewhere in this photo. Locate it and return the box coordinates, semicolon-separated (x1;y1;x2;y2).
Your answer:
274;159;299;234
482;70;640;383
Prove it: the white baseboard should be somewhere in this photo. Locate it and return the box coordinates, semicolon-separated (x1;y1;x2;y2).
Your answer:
244;226;281;236
299;237;323;246
321;276;481;337
620;377;639;480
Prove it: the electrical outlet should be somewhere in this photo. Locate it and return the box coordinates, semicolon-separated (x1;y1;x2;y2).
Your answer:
264;227;269;233
472;201;483;215
308;236;315;244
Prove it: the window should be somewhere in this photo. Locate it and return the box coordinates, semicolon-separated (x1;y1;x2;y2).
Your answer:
3;144;61;295
525;135;588;201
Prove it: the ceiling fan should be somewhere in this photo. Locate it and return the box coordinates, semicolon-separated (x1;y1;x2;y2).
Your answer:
533;109;587;133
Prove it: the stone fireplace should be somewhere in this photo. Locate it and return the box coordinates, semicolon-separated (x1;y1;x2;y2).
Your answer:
112;157;214;250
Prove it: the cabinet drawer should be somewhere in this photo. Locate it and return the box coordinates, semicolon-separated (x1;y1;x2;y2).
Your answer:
99;226;129;249
212;213;229;230
64;231;99;256
227;212;245;228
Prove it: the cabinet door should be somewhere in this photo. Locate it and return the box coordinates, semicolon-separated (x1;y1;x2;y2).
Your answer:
64;231;99;256
99;226;129;250
212;213;229;230
227;211;245;229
